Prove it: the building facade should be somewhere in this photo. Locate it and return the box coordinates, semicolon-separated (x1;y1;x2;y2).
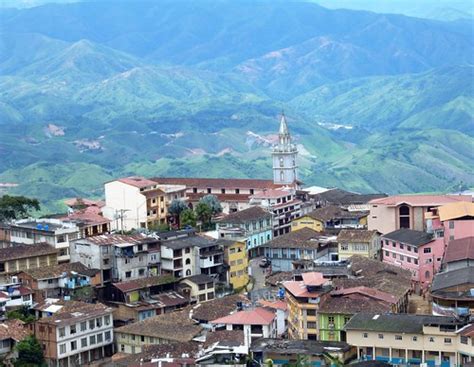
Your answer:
216;206;273;257
272;114;298;185
220;239;250;289
337;229;380;261
10;218;81;263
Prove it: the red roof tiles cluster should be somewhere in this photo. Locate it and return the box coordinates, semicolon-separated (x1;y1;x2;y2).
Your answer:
444;237;474;264
369;195;471;207
210;307;275;326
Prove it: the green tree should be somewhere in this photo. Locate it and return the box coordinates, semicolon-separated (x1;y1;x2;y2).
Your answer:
195;202;212;229
199;195;222;216
180;208;196;228
0;195;40;221
14;336;45;367
7;307;35;324
168;199;188;228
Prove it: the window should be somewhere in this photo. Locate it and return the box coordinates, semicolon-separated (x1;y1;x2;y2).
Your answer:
89;320;95;330
414;259;418;265
307;322;317;329
395;335;402;340
429;337;434;342
392;252;396;258
102;246;109;254
306;310;316;316
425;271;430;279
96;317;102;328
449;221;454;229
424;247;431;253
185;258;191;265
221;188;226;194
59;327;65;337
444;338;452;344
97;333;103;343
407;246;411;252
340;244;349;251
207;292;215;300
385;251;389;257
104;315;110;325
399;243;404;249
400;255;404;261
81;338;87;348
185;248;191;254
90;335;96;345
399;205;410;229
363;333;368;338
378;334;384;339
198;284;205;291
22;295;30;302
328;316;335;324
461;336;468;344
235;189;240;194
199;294;206;302
413;336;418;342
207;188;211;194
121;344;125;352
70;324;76;335
59;344;66;354
105;331;111;341
103;258;109;266
407;257;411;263
139;269;145;276
70;341;77;351
125;271;131;278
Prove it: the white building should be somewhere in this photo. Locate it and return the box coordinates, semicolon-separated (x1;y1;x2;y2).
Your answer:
272;114;298;185
103;176;186;231
10;218;81;263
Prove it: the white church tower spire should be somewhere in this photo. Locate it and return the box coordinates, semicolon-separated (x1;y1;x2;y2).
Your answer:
272;113;298;185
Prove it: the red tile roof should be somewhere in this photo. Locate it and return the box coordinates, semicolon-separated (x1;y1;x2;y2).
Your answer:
64;198;105;208
257;300;288;311
438;202;474;221
283;280;324;298
369;195;471;207
152;177;281;190
459;323;474;337
301;272;327;287
118;176;156;188
443;237;474;264
60;206;110;226
113;275;176;293
251;188;292;199
210;307;275;326
329;286;397;304
0;320;31;342
83;233;156;246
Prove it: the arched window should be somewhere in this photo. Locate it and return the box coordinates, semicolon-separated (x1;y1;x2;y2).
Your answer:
280;171;284;181
185;269;191;276
399;205;410;229
424;270;430;280
185;258;191;265
279;158;284;167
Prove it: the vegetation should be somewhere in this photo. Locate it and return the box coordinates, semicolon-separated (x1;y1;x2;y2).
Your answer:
195;202;213;230
14;336;46;367
168;199;189;228
0;195;40;221
6;307;35;324
199;195;223;216
180;209;196;228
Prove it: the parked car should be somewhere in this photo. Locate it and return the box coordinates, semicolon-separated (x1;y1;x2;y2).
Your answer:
259;258;271;268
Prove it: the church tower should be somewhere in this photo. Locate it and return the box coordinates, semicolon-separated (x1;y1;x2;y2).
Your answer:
272;113;298;185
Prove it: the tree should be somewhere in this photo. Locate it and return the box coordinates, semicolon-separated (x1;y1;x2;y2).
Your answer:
14;336;45;367
180;209;196;228
168;199;188;228
195;202;212;229
199;195;222;216
0;195;40;222
7;306;35;324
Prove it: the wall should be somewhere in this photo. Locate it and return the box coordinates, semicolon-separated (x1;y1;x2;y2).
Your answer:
368;205;396;234
104;181;146;231
225;241;249;289
291;216;323;232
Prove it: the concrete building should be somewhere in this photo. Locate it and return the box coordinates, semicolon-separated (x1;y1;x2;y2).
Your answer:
160;233;224;279
261;228;338;272
70;234;160;284
272;113;298;186
0;319;31;362
367;195;471;234
0;243;58;283
152;177;283;214
337;229;380;261
18;262;100;303
284;272;331;340
250;188;302;237
33;300;114;367
114;309;203;354
219;239;249;289
381;228;443;288
104;176;186;231
442;236;474;272
344;313;469;366
431;266;474;316
292;205;368;233
178;274;216;303
0;285;33;314
216;206;273;257
210;307;277;346
251;338;354;367
10;218;81;263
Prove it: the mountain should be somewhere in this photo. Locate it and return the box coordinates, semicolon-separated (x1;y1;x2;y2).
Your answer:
290;65;474;133
0;0;472;212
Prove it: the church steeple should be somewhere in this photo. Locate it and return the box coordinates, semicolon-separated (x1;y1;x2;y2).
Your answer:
272;113;298;185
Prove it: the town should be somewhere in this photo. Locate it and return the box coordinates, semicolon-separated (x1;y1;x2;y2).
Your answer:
0;115;472;367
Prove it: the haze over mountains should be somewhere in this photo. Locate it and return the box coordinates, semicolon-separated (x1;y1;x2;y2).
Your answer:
0;0;473;212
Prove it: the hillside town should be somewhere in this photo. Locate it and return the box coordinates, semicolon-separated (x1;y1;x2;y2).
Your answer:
0;115;472;367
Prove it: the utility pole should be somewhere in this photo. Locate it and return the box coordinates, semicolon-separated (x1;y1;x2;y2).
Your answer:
115;209;130;234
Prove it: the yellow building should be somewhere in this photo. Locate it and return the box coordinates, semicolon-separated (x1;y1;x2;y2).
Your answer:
220;239;249;290
283;272;330;340
337;229;380;261
292;205;368;232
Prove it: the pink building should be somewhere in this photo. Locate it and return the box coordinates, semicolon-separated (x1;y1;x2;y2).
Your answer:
381;228;444;289
426;201;474;246
368;195;471;234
